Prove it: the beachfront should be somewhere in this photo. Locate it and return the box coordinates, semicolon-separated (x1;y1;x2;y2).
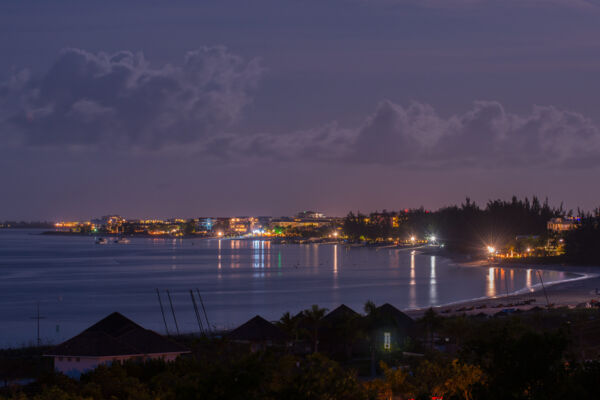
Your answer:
407;262;600;318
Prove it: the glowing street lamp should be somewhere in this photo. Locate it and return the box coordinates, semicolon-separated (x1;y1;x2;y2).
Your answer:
217;231;223;237
487;245;496;254
332;231;339;238
410;236;416;243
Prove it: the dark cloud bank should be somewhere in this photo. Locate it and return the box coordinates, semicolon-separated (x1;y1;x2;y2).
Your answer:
1;47;599;169
0;47;262;149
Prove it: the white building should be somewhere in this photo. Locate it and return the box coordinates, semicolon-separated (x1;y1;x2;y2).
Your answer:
45;312;189;378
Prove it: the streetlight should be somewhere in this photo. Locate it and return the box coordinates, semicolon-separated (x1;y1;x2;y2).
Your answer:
410;236;416;243
332;231;339;238
487;245;495;254
217;231;223;237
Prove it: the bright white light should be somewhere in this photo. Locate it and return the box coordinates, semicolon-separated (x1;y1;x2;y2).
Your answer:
410;236;416;242
217;231;223;237
527;247;532;252
333;231;339;237
430;235;436;242
487;246;495;254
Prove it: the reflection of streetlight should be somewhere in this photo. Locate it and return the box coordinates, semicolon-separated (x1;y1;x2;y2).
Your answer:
487;246;496;254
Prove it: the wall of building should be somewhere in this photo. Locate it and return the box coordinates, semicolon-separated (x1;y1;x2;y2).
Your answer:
54;353;182;378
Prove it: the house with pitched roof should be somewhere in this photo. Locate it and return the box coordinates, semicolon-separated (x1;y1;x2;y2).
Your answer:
45;312;189;378
370;303;415;351
227;315;287;351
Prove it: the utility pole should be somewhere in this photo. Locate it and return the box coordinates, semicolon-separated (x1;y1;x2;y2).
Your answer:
30;301;45;346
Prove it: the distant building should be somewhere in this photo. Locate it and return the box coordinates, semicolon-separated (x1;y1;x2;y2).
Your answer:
91;215;127;233
229;217;258;234
296;211;325;219
270;217;333;230
547;217;579;232
197;217;214;232
45;312;189;378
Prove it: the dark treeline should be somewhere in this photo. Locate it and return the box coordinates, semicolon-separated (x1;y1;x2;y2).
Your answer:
3;309;600;400
565;216;600;265
344;196;563;254
0;221;54;229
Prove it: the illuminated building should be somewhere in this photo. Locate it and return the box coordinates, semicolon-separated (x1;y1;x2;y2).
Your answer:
547;217;580;232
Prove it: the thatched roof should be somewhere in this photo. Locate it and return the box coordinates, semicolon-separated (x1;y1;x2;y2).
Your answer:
228;315;287;343
46;312;189;357
376;303;414;330
322;304;360;324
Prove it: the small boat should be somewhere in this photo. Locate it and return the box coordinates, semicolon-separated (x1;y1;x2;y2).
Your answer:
114;237;130;244
95;237;108;245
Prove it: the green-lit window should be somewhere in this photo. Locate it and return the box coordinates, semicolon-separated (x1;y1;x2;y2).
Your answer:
384;332;391;350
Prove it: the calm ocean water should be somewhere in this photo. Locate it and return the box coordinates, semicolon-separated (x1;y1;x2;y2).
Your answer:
0;229;575;347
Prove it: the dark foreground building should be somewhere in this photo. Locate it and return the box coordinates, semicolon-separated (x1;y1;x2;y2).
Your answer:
227;315;287;351
45;312;189;378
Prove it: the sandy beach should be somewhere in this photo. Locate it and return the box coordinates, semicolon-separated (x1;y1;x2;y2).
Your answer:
405;261;600;319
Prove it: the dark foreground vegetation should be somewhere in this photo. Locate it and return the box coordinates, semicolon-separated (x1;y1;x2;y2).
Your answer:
3;306;600;400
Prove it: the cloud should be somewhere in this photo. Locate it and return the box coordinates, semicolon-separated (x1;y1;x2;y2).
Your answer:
2;48;598;170
344;100;600;168
220;99;600;169
0;47;263;149
363;0;600;10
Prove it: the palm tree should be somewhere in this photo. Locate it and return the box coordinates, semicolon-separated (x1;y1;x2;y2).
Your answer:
303;304;328;353
420;308;443;350
277;311;299;342
363;300;380;377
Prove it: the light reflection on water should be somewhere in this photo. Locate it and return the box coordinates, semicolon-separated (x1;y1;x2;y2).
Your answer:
0;230;578;347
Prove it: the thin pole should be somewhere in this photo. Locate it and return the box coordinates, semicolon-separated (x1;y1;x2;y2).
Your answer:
190;290;205;335
30;302;45;346
166;290;180;335
536;270;551;307
196;288;211;333
156;288;170;336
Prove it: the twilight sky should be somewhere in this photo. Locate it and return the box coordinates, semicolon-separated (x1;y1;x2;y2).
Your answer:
2;0;600;220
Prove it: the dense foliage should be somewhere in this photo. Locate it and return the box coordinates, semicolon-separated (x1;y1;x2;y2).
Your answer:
4;308;600;400
344;196;562;254
565;217;600;265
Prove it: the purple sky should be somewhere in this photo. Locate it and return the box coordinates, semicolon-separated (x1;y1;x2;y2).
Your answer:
2;0;600;220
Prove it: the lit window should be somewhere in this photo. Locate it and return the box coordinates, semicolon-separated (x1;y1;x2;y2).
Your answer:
384;332;391;350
